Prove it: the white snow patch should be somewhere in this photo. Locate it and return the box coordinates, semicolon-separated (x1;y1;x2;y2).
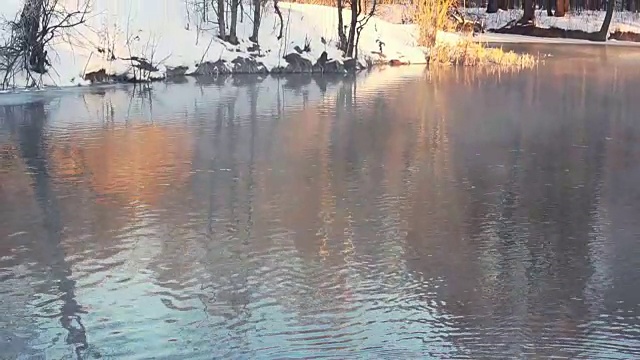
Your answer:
464;8;640;34
364;4;640;46
476;32;640;46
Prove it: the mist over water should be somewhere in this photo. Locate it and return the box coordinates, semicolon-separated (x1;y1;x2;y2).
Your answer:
1;46;640;359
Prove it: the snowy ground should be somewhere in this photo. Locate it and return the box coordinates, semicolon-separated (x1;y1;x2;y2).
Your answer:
464;8;640;46
9;1;636;90
0;0;432;89
476;32;640;45
464;8;640;34
376;5;640;46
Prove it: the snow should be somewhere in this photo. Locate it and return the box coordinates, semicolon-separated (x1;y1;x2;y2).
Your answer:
464;8;640;35
0;0;430;89
476;32;640;46
369;4;640;46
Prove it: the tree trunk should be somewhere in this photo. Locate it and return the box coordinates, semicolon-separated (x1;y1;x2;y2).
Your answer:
337;0;348;52
250;0;260;43
346;0;358;57
498;0;509;10
273;0;283;39
487;0;499;13
22;0;43;42
520;0;535;23
597;0;614;41
546;0;554;16
21;0;45;73
217;0;226;39
201;0;208;23
555;0;566;16
229;0;239;44
354;0;376;60
228;0;238;43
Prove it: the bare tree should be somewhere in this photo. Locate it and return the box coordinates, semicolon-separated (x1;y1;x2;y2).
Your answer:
217;0;226;39
555;0;569;16
487;0;498;13
1;0;91;89
250;0;262;43
229;0;240;44
273;0;284;40
185;0;226;41
185;0;282;45
597;0;615;41
184;0;213;34
346;0;358;57
337;0;348;52
354;0;378;59
250;0;278;44
335;0;377;58
519;0;535;23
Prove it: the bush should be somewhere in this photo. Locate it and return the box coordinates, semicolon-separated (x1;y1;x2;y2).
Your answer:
430;38;537;68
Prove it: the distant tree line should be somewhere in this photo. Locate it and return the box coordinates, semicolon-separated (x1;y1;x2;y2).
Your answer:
480;0;638;13
291;0;638;12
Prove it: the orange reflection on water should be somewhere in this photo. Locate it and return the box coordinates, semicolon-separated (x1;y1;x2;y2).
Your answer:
49;122;193;208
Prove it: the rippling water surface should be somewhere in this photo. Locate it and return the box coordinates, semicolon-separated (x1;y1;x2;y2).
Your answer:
2;46;640;359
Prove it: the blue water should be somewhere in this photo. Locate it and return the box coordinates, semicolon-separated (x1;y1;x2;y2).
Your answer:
1;50;640;359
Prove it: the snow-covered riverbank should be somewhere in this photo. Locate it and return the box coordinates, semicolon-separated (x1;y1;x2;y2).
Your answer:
0;1;435;88
464;8;640;35
466;8;640;46
375;5;640;45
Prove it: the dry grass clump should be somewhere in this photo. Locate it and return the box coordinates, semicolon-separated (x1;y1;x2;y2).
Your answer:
415;0;457;46
413;0;535;69
430;39;537;68
426;62;532;87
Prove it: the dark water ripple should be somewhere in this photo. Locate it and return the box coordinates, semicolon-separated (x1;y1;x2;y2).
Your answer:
2;48;640;358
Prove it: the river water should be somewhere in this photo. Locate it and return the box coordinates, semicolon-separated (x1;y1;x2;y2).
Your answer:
1;45;640;359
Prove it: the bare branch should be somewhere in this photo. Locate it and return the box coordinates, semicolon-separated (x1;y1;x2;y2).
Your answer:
0;0;92;89
274;0;284;40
